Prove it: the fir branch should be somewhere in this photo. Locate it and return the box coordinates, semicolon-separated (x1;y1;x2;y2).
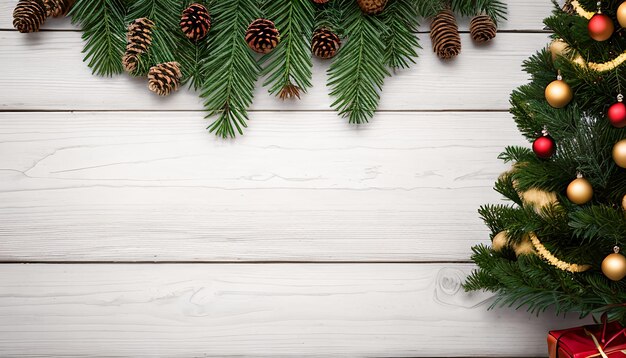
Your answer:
382;0;421;70
328;0;390;124
260;0;316;99
70;0;127;77
451;0;507;24
200;0;261;137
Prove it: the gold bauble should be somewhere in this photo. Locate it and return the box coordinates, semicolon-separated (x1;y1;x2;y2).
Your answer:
545;79;573;108
602;250;626;281
549;39;568;60
514;235;535;257
492;231;509;251
622;194;626;211
618;2;626;28
520;188;559;211
612;139;626;168
567;177;593;205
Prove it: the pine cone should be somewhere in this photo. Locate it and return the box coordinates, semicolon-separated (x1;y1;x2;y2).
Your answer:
148;62;182;96
13;0;47;33
245;18;280;54
278;83;301;100
430;9;461;60
180;3;211;42
44;0;75;17
562;0;575;15
313;0;329;3
469;15;496;43
312;28;341;59
357;0;388;14
122;17;155;73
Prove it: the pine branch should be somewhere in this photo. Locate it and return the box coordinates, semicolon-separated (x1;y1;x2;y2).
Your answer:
200;0;261;137
382;0;421;70
328;0;389;124
260;0;315;99
451;0;507;24
70;0;126;77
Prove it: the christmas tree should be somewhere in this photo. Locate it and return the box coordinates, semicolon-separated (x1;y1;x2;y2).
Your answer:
465;0;626;322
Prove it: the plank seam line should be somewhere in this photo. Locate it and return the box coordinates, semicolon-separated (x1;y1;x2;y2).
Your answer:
0;260;475;265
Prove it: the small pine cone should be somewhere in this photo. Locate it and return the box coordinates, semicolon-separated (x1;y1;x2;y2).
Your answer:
278;84;301;100
469;15;496;43
180;3;211;42
311;28;341;59
430;9;461;60
562;0;575;15
245;18;280;54
44;0;75;17
148;62;182;96
13;0;47;33
357;0;388;14
123;18;155;72
312;0;329;3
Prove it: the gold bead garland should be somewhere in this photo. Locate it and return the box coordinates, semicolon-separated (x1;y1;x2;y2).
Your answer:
570;0;594;19
529;232;592;273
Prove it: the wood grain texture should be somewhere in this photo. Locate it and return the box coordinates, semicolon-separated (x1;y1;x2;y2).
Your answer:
0;111;526;262
0;0;553;31
0;263;585;357
0;31;550;111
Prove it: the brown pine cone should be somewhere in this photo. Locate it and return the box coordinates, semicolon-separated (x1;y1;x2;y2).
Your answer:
148;62;182;96
13;0;47;33
122;17;155;73
469;15;497;43
430;9;461;60
357;0;388;14
44;0;75;17
562;0;575;15
278;83;301;100
311;28;341;59
313;0;329;3
180;3;211;42
245;18;280;54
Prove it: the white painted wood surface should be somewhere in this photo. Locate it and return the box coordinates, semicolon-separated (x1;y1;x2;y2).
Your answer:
0;0;582;356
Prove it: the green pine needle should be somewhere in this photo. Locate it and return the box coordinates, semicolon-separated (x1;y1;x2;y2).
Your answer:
260;0;315;99
70;0;127;77
199;0;261;138
328;1;389;124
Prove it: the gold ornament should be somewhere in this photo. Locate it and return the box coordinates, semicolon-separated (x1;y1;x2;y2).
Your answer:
514;234;535;256
530;233;591;272
520;188;559;212
602;247;626;281
492;231;509;251
549;39;569;60
567;175;593;205
570;0;594;19
545;78;573;108
612;139;626;168
622;194;626;211
618;2;626;28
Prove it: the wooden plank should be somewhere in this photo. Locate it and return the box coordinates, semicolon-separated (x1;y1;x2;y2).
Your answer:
0;31;550;111
0;263;585;357
0;0;553;31
0;111;526;262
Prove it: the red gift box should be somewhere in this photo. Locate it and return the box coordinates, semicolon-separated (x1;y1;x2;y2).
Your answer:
548;321;626;358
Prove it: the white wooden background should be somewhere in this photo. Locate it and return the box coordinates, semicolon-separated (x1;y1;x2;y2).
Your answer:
0;1;589;356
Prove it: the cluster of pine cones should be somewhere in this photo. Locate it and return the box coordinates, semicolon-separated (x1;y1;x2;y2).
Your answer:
12;0;74;33
430;9;498;60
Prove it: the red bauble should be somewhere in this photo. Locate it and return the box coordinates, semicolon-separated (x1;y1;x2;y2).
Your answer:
608;102;626;128
588;13;614;41
533;135;556;159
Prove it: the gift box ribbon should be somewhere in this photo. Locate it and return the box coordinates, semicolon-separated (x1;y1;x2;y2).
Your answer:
584;328;626;358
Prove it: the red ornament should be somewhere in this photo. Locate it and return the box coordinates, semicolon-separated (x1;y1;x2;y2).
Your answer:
588;13;614;41
608;96;626;128
533;134;556;159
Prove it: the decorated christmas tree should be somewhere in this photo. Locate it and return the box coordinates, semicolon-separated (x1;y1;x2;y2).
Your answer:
465;0;626;323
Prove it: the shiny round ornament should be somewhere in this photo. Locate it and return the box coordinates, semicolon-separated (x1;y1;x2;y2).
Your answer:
549;39;568;60
608;98;626;128
613;139;626;168
492;231;509;251
622;194;626;210
567;176;593;205
588;13;614;41
602;247;626;281
545;79;573;108
618;1;626;28
533;135;556;159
